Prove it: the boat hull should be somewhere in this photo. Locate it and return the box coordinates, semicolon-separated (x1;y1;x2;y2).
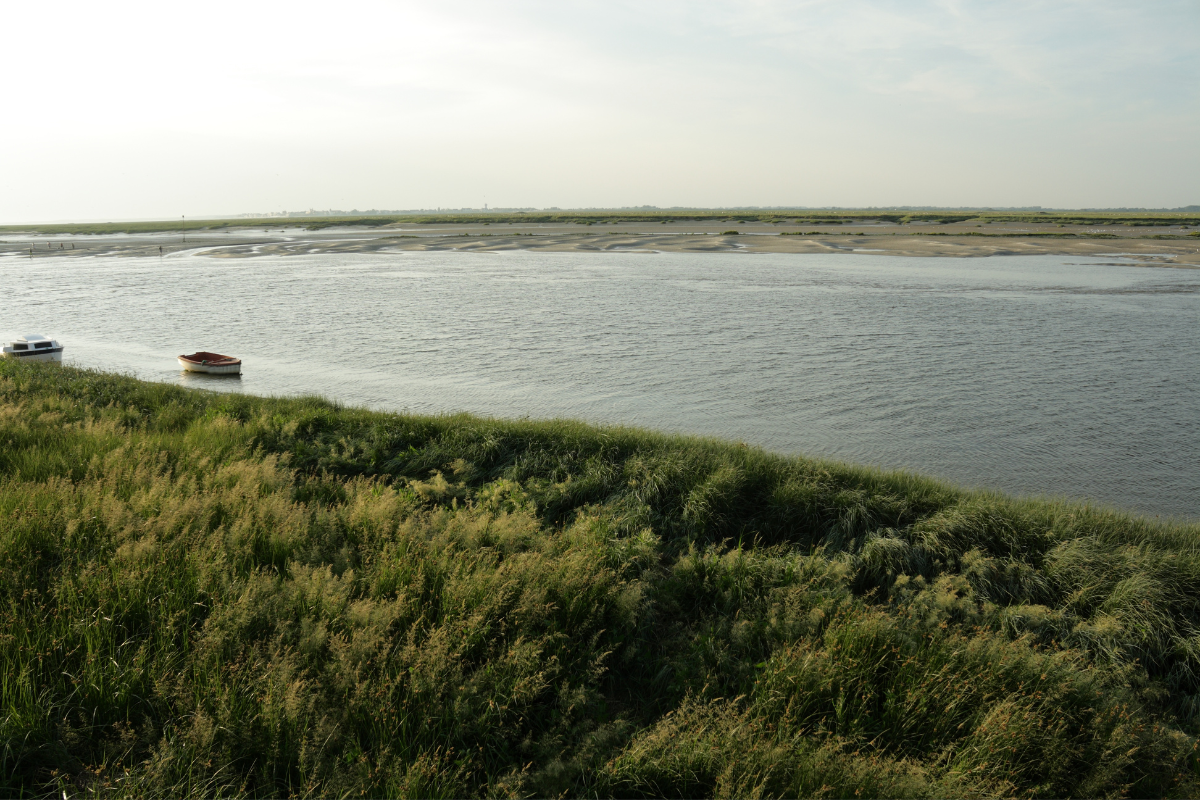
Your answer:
3;348;63;363
178;357;241;374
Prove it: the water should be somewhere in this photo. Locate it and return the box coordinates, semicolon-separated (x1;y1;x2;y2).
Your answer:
3;247;1198;520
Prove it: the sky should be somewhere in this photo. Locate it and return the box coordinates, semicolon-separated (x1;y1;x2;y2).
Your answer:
2;0;1197;222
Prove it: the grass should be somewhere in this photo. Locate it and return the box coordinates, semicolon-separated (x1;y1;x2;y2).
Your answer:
2;361;1200;798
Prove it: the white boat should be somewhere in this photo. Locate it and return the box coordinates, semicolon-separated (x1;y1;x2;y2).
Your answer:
178;351;242;375
3;334;64;362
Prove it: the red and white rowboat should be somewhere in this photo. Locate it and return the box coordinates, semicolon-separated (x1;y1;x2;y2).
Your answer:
178;351;242;375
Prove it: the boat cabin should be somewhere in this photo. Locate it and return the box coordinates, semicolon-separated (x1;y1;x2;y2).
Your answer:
10;335;56;352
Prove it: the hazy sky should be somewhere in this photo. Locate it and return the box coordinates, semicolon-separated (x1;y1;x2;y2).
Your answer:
3;0;1197;221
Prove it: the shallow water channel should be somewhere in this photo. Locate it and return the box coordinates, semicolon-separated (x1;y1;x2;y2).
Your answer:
3;248;1198;520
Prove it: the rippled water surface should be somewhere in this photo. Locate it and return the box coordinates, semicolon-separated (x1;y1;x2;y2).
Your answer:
3;248;1198;519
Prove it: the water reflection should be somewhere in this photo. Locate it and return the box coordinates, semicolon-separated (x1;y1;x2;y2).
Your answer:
178;371;243;387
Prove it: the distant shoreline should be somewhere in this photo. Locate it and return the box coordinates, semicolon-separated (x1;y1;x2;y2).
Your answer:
3;208;1200;235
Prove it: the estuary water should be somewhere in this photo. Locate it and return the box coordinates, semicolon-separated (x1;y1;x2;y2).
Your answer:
3;248;1198;520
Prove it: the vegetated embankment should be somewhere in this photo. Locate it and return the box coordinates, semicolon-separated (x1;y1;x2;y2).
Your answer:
2;209;1199;236
2;361;1199;798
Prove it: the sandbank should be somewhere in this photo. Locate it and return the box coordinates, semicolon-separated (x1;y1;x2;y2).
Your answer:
3;227;1198;267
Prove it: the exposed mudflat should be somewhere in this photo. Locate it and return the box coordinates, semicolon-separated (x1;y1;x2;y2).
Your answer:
4;225;1199;267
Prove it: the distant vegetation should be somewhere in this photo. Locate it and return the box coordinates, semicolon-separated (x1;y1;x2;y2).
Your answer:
2;209;1198;237
4;361;1200;798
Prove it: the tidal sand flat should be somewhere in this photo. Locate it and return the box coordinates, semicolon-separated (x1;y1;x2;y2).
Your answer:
207;231;1200;267
5;224;1200;266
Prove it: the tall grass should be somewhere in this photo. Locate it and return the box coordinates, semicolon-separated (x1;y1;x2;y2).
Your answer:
2;362;1199;797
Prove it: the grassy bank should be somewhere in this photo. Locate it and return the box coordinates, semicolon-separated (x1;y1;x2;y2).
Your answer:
3;362;1200;798
2;209;1199;236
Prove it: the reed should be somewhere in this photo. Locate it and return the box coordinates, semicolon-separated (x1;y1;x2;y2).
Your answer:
2;361;1199;797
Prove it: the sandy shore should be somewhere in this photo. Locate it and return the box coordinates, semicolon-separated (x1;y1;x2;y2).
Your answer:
4;228;1198;266
290;232;1200;267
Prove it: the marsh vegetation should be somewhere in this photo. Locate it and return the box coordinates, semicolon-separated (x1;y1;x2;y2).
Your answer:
2;210;1198;237
3;362;1200;797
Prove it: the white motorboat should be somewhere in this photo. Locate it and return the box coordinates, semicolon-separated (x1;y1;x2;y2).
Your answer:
178;351;242;375
3;334;64;362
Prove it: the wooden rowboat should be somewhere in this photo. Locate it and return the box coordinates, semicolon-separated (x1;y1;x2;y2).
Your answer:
178;351;242;375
